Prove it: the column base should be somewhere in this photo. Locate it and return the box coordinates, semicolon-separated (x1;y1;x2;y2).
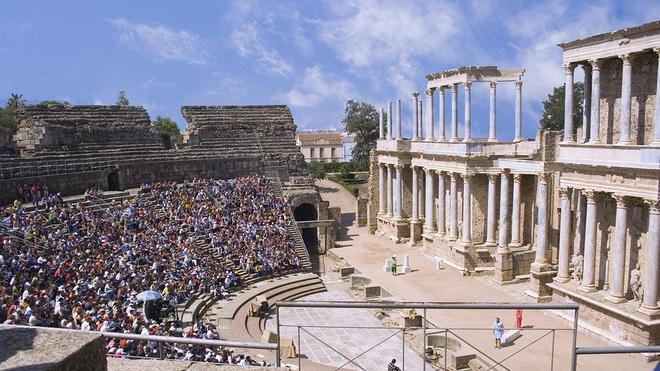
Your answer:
513;136;523;143
560;139;575;144
616;140;631;145
409;220;422;246
552;275;571;284
423;227;437;235
449;137;458;142
508;241;522;248
447;235;457;241
637;305;660;319
462;138;472;143
436;137;446;142
460;239;472;247
529;262;555;301
578;284;597;293
425;137;434;142
487;138;497;143
484;240;497;247
604;295;627;304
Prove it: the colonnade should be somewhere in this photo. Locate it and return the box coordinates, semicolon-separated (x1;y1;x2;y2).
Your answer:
378;80;524;142
554;188;660;312
377;164;535;250
563;48;660;144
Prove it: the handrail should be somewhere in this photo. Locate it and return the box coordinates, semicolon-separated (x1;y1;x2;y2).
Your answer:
575;345;660;354
276;300;580;310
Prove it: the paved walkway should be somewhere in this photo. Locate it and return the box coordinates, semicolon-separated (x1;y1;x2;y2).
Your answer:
316;179;655;371
266;282;428;370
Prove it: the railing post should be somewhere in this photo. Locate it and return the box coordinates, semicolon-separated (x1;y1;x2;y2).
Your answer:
158;341;163;360
444;329;448;370
402;328;405;371
276;305;281;367
298;326;301;370
571;308;579;371
551;329;555;371
422;308;427;371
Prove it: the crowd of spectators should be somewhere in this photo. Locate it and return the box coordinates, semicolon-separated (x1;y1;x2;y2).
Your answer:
15;184;63;207
0;176;300;365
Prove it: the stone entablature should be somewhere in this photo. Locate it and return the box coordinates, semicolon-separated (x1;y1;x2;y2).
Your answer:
425;66;524;86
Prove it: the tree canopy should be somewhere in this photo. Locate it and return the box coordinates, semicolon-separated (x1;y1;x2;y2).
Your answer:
152;116;182;140
0;94;25;134
116;91;129;106
540;82;584;132
342;100;385;171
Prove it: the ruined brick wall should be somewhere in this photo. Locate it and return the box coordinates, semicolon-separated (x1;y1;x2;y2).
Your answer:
14;104;161;153
181;105;307;177
366;150;378;233
598;51;657;144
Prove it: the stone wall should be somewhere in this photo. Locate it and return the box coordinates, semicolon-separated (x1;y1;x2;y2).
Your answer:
355;197;368;227
366;150;378;234
598;50;657;144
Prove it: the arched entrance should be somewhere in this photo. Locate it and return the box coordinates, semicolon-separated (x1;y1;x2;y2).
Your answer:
160;134;172;150
293;203;320;270
107;171;120;191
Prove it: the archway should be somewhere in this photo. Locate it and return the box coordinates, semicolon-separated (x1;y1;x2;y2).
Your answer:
293;203;320;270
107;171;120;191
160;134;172;150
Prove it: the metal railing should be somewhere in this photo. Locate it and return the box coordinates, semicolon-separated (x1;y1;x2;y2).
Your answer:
274;301;581;370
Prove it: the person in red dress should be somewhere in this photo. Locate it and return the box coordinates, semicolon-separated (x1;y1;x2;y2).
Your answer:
515;308;523;328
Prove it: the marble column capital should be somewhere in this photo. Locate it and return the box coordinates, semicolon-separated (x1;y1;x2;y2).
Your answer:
563;63;576;73
589;59;602;70
654;47;660;56
411;92;420;99
558;187;570;199
618;53;633;64
394;164;404;170
581;63;592;73
425;88;435;96
462;173;473;182
514;80;523;89
450;172;459;181
512;173;522;183
488;174;498;183
489;81;497;89
584;190;599;203
464;82;472;90
437;86;445;94
501;168;510;177
537;172;550;184
645;199;660;213
613;195;630;208
450;83;459;93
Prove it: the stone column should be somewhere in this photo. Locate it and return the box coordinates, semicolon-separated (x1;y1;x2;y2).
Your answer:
411;93;420;140
463;82;472;142
574;190;587;257
378;164;385;215
396;99;402;139
486;174;498;246
418;100;423;139
510;174;522;247
424;169;435;233
387;101;393;140
580;191;598;292
514;81;523;141
379;107;385;139
589;60;601;143
582;65;592;143
449;172;458;240
419;173;425;220
556;187;572;282
461;174;472;245
437;172;446;236
498;170;511;252
619;54;632;144
488;81;497;142
437;87;446;141
654;49;660;144
426;88;434;141
450;84;458;141
386;165;393;216
534;173;549;265
411;166;419;221
394;165;403;219
563;64;575;142
607;195;628;303
640;200;660;314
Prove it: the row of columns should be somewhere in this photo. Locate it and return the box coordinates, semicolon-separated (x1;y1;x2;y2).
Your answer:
563;48;660;143
377;165;529;249
379;81;524;142
555;189;660;312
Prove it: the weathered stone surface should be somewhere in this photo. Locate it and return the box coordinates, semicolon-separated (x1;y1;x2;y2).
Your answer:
0;325;106;371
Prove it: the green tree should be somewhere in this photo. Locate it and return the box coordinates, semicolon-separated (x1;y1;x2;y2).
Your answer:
540;82;583;132
342;100;384;171
152;116;182;140
116;90;129;106
306;161;326;179
0;93;25;134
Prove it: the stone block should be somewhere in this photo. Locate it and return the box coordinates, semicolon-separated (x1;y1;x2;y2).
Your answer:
502;329;521;344
365;285;381;298
340;266;355;278
351;275;371;288
404;315;423;328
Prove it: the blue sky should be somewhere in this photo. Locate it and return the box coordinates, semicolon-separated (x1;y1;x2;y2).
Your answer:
0;1;657;140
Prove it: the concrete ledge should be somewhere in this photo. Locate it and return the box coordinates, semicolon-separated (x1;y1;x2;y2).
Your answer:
0;325;106;371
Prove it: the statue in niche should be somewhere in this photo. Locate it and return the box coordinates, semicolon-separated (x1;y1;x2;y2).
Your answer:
630;263;643;304
572;255;583;282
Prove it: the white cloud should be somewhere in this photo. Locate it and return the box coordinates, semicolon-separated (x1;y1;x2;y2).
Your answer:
283;66;352;108
231;23;293;76
110;17;209;65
